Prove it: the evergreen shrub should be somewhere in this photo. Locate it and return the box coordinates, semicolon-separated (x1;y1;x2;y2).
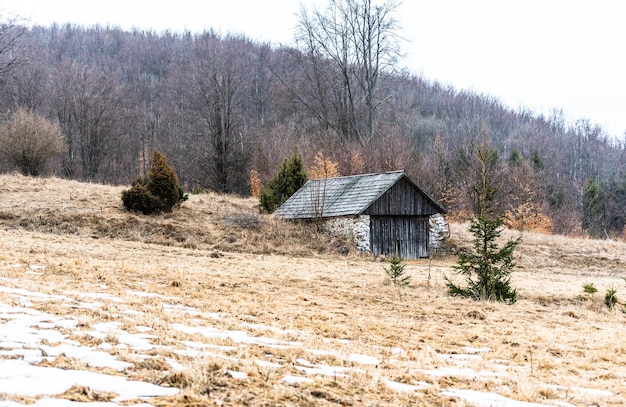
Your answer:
122;150;184;215
259;148;307;213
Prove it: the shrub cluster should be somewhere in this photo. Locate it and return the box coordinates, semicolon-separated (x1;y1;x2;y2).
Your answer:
0;108;66;176
122;150;186;214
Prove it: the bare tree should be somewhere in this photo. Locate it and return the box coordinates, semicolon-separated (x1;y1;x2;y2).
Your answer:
187;33;252;194
294;0;402;144
0;15;27;88
53;62;130;181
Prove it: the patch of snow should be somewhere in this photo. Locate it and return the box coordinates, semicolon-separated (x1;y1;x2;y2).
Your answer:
126;290;171;299
91;321;122;332
166;358;186;371
295;365;348;377
56;319;79;330
374;345;405;354
442;388;553;407
174;349;239;362
162;304;201;316
171;323;302;348
348;353;380;365
228;370;248;379
384;379;430;392
460;346;491;353
541;384;613;398
282;375;314;384
0;287;70;302
98;343;113;351
64;301;104;310
38;344;133;371
135;326;152;332
256;360;283;368
240;322;298;336
180;340;236;353
1;303;68;345
0;341;24;349
77;292;123;303
123;309;141;315
206;312;227;320
294;359;350;377
0;348;44;364
2;400;154;407
438;353;483;361
174;349;200;358
117;333;156;351
0;359;178;400
418;367;505;380
295;358;313;366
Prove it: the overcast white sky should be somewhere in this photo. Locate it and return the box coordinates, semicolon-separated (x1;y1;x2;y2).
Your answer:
2;0;625;140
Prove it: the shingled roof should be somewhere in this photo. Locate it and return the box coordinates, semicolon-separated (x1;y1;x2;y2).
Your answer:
276;171;445;219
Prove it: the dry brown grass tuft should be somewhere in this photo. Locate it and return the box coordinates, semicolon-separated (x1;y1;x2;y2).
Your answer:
1;174;626;406
56;385;117;403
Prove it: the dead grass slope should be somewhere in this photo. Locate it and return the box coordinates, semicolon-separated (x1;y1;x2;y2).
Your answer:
0;173;351;256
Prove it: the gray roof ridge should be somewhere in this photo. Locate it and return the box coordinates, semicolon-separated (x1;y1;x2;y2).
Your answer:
306;169;405;182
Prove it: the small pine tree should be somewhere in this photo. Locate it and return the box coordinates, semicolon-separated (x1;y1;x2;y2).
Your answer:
605;287;618;309
582;178;605;238
384;256;410;287
259;148;307;213
122;150;184;215
446;128;520;304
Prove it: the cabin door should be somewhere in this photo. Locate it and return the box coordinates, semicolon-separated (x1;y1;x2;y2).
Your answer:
370;216;429;259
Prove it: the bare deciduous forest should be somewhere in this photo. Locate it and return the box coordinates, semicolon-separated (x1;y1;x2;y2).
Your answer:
0;5;624;239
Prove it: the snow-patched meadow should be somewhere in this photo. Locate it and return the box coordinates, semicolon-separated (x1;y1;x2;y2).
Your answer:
1;260;620;407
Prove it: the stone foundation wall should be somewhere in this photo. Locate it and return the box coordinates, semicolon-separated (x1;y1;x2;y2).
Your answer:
323;213;449;255
322;215;371;253
429;213;450;250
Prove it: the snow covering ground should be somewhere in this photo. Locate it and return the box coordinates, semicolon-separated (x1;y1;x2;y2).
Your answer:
0;264;616;406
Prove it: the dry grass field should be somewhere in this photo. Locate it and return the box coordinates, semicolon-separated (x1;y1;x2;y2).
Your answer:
1;173;625;406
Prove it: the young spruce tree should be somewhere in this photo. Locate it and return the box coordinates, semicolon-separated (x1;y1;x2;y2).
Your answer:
259;148;307;213
446;128;520;304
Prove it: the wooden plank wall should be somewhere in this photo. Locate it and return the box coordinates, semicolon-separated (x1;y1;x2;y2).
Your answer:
370;216;429;259
364;178;439;216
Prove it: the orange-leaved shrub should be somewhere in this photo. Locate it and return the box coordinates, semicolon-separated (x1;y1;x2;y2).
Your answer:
504;202;553;234
249;169;262;198
308;150;340;179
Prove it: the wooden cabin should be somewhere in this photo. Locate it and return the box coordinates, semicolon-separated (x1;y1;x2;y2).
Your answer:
275;171;447;259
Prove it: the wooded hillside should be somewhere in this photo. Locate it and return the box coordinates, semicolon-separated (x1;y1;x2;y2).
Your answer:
0;6;624;238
